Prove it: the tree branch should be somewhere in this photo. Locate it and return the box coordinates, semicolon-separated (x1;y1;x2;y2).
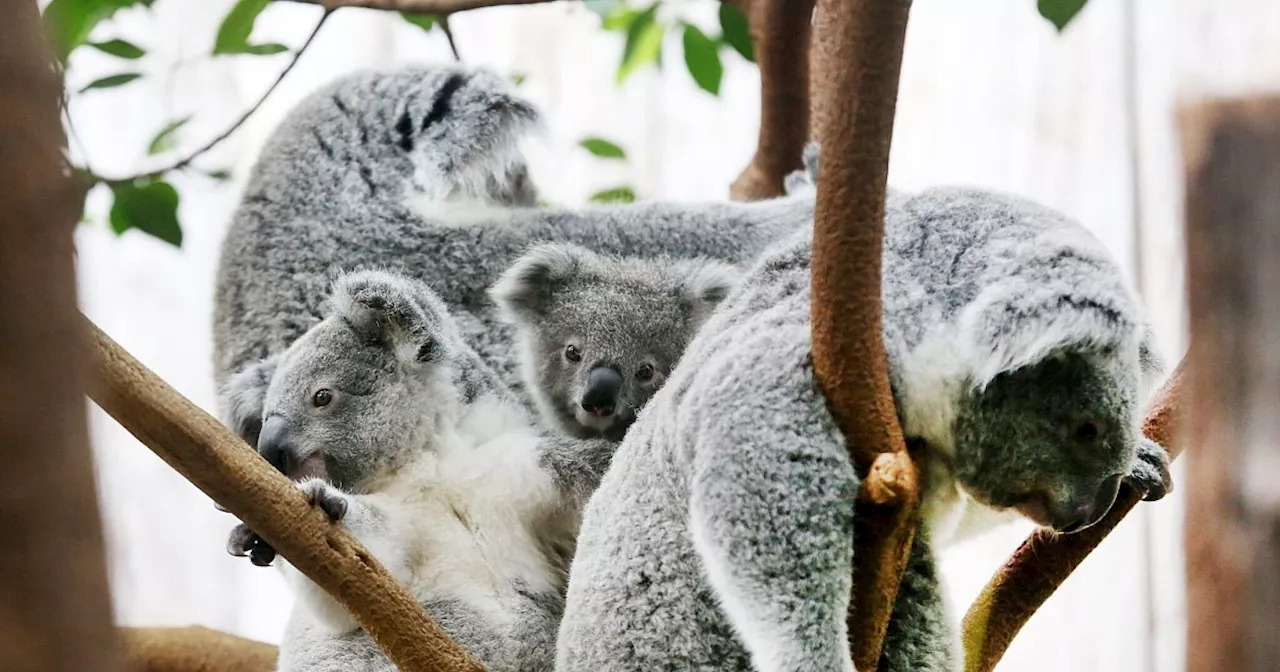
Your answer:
808;0;916;669
728;0;814;201
85;321;484;672
279;0;559;15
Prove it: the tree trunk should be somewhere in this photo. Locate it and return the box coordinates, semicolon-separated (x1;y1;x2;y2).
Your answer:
0;3;124;671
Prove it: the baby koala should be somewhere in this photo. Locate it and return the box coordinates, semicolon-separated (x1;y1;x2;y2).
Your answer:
489;243;741;442
218;270;615;672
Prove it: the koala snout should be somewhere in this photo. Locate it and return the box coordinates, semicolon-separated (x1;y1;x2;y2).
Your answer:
1048;473;1124;534
257;415;297;475
580;366;623;417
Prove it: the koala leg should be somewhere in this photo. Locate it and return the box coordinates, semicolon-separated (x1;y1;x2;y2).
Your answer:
876;528;961;672
683;325;858;672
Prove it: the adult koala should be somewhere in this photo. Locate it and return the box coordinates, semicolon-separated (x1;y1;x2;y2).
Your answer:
221;269;616;672
213;64;814;436
555;150;1172;672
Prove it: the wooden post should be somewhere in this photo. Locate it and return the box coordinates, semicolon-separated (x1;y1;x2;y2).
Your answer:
1181;96;1280;672
0;3;124;670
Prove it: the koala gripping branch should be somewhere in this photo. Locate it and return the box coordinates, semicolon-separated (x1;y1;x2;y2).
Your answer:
84;319;485;672
961;361;1186;672
808;0;917;670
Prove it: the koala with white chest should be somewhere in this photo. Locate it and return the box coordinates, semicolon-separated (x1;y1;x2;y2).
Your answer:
220;270;615;672
489;243;741;441
556;148;1173;672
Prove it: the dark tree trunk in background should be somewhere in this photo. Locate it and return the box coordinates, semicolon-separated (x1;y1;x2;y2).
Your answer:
0;2;124;671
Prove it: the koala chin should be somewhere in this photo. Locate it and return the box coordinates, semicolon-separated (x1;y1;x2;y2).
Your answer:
218;270;617;672
489;242;741;442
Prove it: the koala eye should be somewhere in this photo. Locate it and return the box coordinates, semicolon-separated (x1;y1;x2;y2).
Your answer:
635;364;655;382
312;389;334;408
1074;421;1099;442
564;345;583;363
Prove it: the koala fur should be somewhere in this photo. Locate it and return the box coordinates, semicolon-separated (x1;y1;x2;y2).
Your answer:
213;64;815;433
555;152;1172;672
488;242;741;441
220;269;616;672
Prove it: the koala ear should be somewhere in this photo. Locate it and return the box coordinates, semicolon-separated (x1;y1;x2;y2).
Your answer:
679;260;742;313
488;243;589;323
783;142;821;197
329;270;452;365
219;355;280;447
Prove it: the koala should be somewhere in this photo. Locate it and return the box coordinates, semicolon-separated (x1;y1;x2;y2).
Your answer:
488;243;741;441
213;63;815;430
555;152;1172;672
219;269;617;672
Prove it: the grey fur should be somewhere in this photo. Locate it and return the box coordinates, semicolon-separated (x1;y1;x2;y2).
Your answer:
212;64;814;427
557;179;1171;671
220;270;616;672
489;242;741;441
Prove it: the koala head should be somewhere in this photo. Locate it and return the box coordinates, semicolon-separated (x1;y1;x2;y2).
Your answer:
943;277;1164;534
220;270;500;492
490;243;741;441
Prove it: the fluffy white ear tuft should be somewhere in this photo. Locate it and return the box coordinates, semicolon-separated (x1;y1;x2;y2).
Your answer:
329;269;453;365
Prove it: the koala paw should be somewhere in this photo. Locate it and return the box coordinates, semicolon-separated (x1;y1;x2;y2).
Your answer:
226;523;277;567
1124;437;1173;502
298;478;350;522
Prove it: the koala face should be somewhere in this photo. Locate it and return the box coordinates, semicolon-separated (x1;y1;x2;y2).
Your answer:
221;270;488;492
952;349;1139;533
491;243;740;441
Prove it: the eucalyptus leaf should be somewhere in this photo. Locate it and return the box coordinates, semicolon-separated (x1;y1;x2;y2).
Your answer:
43;0;149;61
400;12;437;32
213;0;271;55
718;3;754;62
79;72;141;92
617;4;663;84
109;180;183;247
89;38;146;59
589;186;637;204
681;23;722;95
147;116;192;156
579;137;627;160
1037;0;1089;32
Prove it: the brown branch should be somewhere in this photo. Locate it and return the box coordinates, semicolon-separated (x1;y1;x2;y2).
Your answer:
85;321;484;672
808;0;916;669
1180;95;1280;672
961;360;1187;672
279;0;558;15
121;627;277;672
728;0;814;201
0;4;124;672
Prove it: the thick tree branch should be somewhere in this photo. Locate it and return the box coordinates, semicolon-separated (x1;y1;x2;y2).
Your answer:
961;362;1186;672
280;0;558;15
808;0;916;669
728;0;814;201
0;3;124;671
86;322;484;672
121;627;277;672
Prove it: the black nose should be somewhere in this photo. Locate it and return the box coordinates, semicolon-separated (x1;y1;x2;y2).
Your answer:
580;366;623;417
256;415;296;475
1054;474;1123;534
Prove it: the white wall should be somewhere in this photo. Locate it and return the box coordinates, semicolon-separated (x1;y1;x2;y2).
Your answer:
67;0;1279;668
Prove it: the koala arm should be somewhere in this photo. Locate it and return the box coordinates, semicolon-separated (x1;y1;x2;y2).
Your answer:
536;433;618;510
877;530;962;672
682;322;858;672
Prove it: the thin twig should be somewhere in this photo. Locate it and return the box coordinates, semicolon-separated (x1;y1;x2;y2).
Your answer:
279;0;557;15
440;15;462;61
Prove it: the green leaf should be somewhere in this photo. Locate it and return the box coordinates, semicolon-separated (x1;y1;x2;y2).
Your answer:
109;180;183;247
589;186;637;204
213;0;271;55
579;137;627;160
147;116;192;156
681;23;723;95
242;42;289;55
89;38;146;59
718;3;754;62
1037;0;1089;32
78;72;141;92
43;0;148;62
205;169;233;181
400;12;437;32
510;72;527;86
601;5;639;31
617;4;663;84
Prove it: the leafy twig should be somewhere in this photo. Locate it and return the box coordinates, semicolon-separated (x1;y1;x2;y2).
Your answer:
439;15;461;61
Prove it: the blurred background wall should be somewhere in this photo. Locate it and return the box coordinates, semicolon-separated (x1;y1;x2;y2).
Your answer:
65;0;1280;669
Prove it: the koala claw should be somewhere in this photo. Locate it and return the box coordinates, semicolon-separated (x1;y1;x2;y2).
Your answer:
227;523;277;567
1125;438;1173;502
299;478;349;522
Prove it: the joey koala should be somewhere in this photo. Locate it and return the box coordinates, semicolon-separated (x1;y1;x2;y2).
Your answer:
489;243;741;441
219;269;615;672
213;64;815;426
555;146;1174;672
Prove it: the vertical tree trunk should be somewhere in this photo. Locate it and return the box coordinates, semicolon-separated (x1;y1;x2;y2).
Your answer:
1182;96;1280;672
0;3;124;671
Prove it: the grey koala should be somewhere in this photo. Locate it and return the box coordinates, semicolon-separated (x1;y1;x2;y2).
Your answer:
488;242;741;441
219;269;616;672
212;63;815;430
555;149;1173;672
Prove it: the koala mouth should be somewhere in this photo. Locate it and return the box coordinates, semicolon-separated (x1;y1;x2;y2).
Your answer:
284;451;329;482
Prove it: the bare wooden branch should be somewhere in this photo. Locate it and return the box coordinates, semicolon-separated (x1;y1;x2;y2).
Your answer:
961;362;1186;672
728;0;814;201
121;627;277;672
808;0;916;668
0;4;124;671
279;0;558;15
86;322;484;672
1181;95;1280;672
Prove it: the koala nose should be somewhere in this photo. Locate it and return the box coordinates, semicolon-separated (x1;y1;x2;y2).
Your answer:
581;366;623;417
256;415;297;476
1053;474;1123;534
